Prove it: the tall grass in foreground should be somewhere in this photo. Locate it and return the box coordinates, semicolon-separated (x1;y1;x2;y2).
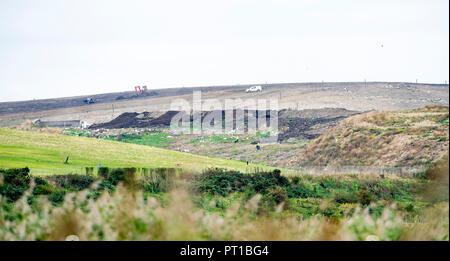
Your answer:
0;183;447;241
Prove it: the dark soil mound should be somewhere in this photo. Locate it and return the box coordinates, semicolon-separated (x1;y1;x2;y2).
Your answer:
89;108;362;141
89;111;181;129
278;108;362;140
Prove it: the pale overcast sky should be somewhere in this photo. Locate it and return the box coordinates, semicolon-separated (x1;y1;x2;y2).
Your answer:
0;0;448;102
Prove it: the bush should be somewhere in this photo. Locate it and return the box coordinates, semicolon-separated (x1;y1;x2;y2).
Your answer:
123;168;137;187
334;191;358;204
141;172;175;194
34;176;49;186
0;167;31;202
33;184;55;196
195;168;250;196
142;182;162;194
98;167;110;179
85;167;94;176
425;154;449;183
251;170;290;194
267;186;288;204
195;169;290;197
357;190;373;206
289;176;300;185
287;183;318;198
48;189;66;206
49;174;96;190
107;169;126;185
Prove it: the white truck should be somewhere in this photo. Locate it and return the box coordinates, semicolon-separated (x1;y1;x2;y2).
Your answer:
246;85;262;93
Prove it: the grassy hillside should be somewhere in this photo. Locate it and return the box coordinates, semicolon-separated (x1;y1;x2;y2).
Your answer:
286;105;449;167
0;128;272;174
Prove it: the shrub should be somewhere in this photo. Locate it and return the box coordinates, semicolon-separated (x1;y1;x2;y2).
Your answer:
34;176;49;186
287;183;317;198
49;174;96;190
0;167;31;202
141;171;175;194
333;191;358;204
266;186;288;204
251;170;290;194
194;169;290;197
85;167;94;176
98;167;110;179
96;180;116;193
142;182;162;194
289;176;300;185
195;168;250;196
357;190;373;206
425;154;449;183
107;169;126;185
48;189;66;206
33;184;55;196
123;167;137;187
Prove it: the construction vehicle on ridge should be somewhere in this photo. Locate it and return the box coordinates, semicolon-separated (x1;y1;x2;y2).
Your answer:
135;85;148;95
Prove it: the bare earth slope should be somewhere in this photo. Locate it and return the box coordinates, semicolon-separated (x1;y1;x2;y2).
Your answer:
284;105;449;167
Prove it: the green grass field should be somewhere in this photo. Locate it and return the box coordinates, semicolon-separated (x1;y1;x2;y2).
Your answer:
105;132;175;147
0;128;274;174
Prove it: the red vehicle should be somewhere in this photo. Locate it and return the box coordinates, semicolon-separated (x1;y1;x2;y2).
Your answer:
135;85;148;95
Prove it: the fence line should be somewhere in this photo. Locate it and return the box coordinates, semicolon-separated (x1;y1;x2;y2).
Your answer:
28;165;429;177
290;165;428;177
29;167;184;176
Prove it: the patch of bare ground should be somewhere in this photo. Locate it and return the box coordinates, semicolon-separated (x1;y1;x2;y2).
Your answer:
166;140;306;168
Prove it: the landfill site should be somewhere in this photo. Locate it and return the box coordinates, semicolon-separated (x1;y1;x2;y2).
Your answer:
0;81;448;171
0;81;448;126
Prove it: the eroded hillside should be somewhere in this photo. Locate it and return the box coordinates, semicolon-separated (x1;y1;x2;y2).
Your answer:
285;105;449;167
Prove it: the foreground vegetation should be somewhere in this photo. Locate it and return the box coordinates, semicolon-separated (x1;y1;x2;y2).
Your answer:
0;160;448;240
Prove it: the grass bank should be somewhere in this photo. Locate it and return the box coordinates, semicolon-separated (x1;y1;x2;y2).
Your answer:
0;128;276;174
